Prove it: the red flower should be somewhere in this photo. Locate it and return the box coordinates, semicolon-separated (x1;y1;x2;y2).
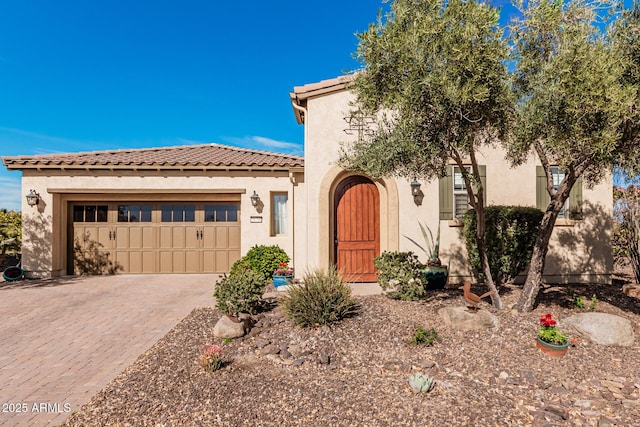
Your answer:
539;313;557;327
279;262;288;267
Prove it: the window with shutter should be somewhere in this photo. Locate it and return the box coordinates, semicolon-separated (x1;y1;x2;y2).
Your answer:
439;165;486;221
535;166;583;219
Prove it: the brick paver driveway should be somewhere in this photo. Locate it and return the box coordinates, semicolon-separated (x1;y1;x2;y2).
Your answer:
0;274;217;426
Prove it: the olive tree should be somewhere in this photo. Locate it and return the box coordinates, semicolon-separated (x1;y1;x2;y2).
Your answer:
510;0;640;312
339;0;511;309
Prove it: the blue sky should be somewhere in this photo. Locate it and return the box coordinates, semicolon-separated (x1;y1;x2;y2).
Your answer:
0;0;539;211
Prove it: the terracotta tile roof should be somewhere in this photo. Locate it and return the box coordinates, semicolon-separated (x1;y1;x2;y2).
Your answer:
290;74;357;124
2;143;304;171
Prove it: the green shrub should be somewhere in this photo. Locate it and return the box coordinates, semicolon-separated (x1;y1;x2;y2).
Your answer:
373;251;424;300
462;206;543;285
230;245;289;279
213;269;267;317
280;267;359;327
410;325;439;346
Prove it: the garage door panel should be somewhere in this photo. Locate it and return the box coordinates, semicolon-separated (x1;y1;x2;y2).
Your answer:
215;251;229;272
229;226;241;249
72;201;241;274
159;251;173;272
215;227;228;247
185;249;200;273
114;250;130;272
159;227;173;249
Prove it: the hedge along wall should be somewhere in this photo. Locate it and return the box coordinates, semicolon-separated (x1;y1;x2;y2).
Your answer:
463;206;544;285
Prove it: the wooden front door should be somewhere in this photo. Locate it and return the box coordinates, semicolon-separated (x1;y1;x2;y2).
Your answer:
334;176;380;282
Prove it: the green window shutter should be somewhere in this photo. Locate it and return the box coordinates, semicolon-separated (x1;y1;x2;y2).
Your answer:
536;166;550;211
569;176;583;219
439;167;453;220
478;165;487;205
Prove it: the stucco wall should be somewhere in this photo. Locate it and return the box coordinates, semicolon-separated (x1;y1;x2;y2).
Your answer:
20;170;299;278
302;88;613;283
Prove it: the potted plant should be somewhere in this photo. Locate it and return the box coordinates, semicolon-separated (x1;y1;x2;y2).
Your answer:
407;221;448;290
272;262;294;288
536;313;569;357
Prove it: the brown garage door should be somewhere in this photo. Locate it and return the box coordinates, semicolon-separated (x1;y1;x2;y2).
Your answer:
71;202;240;274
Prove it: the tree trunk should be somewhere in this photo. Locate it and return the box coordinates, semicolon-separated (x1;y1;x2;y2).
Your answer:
475;202;503;309
515;202;563;312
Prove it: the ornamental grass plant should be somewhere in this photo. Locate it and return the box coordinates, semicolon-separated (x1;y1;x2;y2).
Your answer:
280;267;359;327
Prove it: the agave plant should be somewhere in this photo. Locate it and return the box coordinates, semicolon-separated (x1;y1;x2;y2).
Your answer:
405;221;441;266
408;372;435;394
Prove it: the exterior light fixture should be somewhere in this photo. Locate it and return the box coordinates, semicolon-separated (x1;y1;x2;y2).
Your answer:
250;191;260;207
410;180;421;197
26;189;40;207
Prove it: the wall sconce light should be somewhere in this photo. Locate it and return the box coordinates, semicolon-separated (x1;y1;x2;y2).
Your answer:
26;189;40;207
410;180;421;197
250;191;260;207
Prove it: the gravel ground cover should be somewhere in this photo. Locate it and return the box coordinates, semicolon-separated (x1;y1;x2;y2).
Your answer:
62;281;639;427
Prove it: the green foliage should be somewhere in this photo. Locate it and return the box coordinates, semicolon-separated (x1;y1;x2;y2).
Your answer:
572;293;586;309
410;325;439;346
213;269;267;317
462;206;543;284
408;372;435;394
613;185;640;283
230;245;289;279
280;267;359;328
571;293;598;310
0;209;21;257
538;327;569;346
340;0;511;182
373;251;425;301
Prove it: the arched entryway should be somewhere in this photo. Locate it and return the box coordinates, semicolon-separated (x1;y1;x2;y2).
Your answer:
334;176;380;282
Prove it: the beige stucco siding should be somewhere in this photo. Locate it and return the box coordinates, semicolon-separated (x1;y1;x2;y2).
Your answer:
20;170;298;278
300;86;612;283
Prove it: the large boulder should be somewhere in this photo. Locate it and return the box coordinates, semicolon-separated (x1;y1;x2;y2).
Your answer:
213;315;246;339
564;313;635;347
439;306;499;331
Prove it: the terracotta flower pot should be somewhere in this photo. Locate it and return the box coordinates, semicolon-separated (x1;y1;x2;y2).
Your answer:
536;337;569;357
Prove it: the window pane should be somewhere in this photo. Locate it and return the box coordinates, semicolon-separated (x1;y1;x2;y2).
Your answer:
118;205;129;222
551;167;564;189
172;206;183;222
272;194;288;235
140;205;152;222
204;206;215;222
129;205;140;222
184;205;195;222
454;168;466;190
73;206;84;222
227;205;238;222
85;206;96;222
454;194;469;219
214;206;227;222
97;206;108;222
161;206;172;222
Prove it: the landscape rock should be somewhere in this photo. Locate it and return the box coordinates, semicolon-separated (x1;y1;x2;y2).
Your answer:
438;306;499;331
564;313;635;347
260;344;280;356
622;284;640;299
213;315;246;339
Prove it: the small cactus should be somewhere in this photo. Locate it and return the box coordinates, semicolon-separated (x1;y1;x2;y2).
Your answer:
408;372;435;394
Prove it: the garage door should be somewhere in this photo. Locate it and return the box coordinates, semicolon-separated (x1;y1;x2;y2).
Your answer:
71;202;240;274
